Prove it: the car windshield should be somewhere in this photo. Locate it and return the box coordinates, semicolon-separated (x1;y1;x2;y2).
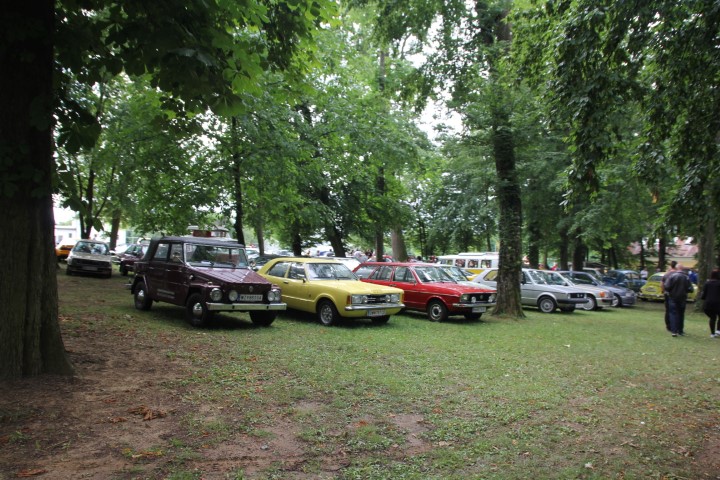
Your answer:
544;272;570;286
414;266;454;283
440;266;467;282
570;274;596;286
184;244;249;268
526;270;549;284
306;262;356;280
74;241;109;255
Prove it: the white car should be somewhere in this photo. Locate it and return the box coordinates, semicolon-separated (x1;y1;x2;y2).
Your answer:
472;268;588;313
66;239;113;278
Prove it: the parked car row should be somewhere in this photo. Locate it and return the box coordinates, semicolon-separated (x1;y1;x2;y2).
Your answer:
59;235;639;328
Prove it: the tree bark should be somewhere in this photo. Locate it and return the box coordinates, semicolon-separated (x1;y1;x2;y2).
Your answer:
231;117;246;245
0;1;73;379
391;229;408;261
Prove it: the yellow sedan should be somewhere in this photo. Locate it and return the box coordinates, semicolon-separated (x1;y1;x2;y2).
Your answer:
639;272;698;302
257;257;404;326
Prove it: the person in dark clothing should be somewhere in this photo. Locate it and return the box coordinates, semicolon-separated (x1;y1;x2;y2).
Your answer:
664;263;692;337
701;269;720;338
662;261;678;332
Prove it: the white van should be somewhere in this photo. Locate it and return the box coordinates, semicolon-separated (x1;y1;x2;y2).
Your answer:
437;252;499;274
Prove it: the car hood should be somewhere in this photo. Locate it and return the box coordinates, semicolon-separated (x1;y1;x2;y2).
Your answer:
525;283;583;294
68;252;111;263
312;280;405;295
190;267;272;286
420;282;496;294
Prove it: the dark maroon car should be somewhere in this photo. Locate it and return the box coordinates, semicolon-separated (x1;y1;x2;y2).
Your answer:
117;243;149;276
354;262;497;321
130;236;286;327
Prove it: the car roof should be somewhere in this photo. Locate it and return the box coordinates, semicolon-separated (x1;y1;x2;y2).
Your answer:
150;236;245;248
357;261;439;267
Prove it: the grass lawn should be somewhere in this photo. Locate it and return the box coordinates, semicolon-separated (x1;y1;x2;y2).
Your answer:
2;268;719;479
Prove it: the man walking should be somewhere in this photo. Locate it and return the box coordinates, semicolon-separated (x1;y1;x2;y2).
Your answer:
664;263;692;337
662;261;677;332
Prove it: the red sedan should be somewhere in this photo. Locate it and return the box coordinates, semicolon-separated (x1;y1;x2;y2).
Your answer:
354;262;497;321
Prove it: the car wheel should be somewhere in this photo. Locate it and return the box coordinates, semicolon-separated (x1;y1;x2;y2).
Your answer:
371;315;390;324
250;311;276;327
538;297;556;313
427;300;448;322
560;306;576;312
119;263;128;276
581;296;596;311
186;293;213;327
611;294;621;307
317;300;339;326
133;282;153;311
464;313;482;320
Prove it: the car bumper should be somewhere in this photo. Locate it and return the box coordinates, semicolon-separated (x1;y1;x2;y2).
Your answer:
451;301;495;311
558;298;589;305
344;302;405;312
67;265;112;275
206;303;287;312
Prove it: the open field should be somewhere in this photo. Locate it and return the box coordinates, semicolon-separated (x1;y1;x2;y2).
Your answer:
1;266;719;479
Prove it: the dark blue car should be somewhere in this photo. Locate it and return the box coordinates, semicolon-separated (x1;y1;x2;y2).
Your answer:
601;269;646;293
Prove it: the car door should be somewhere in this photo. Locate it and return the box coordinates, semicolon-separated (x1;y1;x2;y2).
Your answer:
145;241;172;301
389;266;423;310
263;261;306;312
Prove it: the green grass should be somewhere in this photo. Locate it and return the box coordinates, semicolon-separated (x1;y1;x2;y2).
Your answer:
56;268;720;479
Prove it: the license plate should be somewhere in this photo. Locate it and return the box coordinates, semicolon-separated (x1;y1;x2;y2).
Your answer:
84;266;98;271
472;307;486;313
367;309;386;317
239;294;263;301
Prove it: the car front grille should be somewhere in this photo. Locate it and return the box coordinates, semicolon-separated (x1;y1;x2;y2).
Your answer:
569;293;586;299
367;294;395;304
468;293;494;303
73;259;110;267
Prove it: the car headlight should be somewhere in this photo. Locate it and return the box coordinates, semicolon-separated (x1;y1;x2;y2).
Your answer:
210;288;223;302
460;294;470;302
389;293;400;303
351;294;369;305
228;290;239;302
267;289;281;302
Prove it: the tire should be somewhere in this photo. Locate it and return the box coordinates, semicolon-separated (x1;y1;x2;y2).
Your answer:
560;306;576;312
427;300;448;322
250;311;276;327
119;263;128;276
371;315;390;324
611;294;621;308
186;293;213;327
65;267;72;276
581;296;596;311
317;300;339;326
464;313;482;320
133;281;153;311
538;297;556;313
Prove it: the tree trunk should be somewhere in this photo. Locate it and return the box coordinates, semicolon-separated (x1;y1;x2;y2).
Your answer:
109;209;121;250
491;105;524;317
391;229;408;261
527;219;540;269
255;222;265;255
571;234;586;272
231;117;246;245
0;0;73;379
658;236;667;271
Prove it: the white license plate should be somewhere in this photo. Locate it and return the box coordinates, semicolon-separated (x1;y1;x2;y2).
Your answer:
239;294;263;301
472;307;486;313
367;309;386;317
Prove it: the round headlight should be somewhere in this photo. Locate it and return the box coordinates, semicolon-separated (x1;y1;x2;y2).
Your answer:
268;289;281;302
389;294;400;303
210;288;223;302
460;294;469;302
488;294;497;303
351;294;368;305
228;290;239;302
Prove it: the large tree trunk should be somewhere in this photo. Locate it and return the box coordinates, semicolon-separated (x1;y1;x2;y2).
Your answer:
391;229;408;261
491;105;524;317
231;117;246;245
0;1;73;379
